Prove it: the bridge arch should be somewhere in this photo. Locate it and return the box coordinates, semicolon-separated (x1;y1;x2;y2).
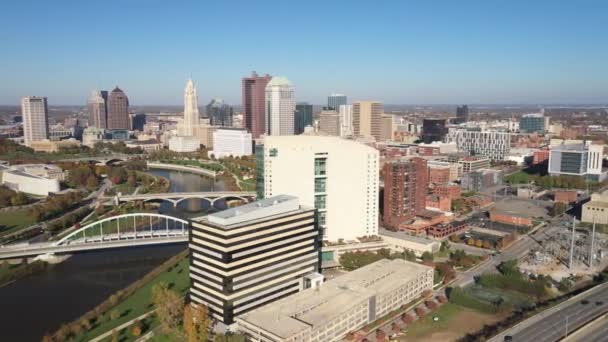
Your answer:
55;213;189;246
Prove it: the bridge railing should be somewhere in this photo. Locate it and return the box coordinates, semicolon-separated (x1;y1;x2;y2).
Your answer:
55;213;189;246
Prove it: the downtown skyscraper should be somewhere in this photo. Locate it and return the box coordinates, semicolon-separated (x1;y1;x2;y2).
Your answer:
353;101;383;140
242;71;271;139
21;96;49;147
327;93;347;111
107;87;130;130
205;98;233;127
87;90;108;128
294;102;313;134
180;79;200;136
265;76;295;136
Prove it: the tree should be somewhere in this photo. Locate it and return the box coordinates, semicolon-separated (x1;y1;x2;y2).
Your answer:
132;320;143;337
41;334;53;342
152;282;184;335
86;175;99;190
183;303;210;342
110;309;120;320
421;251;434;263
440;240;450;252
10;192;29;206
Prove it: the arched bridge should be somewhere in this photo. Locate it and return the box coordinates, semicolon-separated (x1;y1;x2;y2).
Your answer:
107;191;257;207
0;213;190;260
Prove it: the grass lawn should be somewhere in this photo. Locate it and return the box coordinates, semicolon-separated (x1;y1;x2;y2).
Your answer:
77;257;190;342
504;170;532;184
0;209;36;237
402;303;504;342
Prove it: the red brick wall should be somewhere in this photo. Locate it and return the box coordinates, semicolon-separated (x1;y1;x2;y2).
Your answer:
489;211;532;226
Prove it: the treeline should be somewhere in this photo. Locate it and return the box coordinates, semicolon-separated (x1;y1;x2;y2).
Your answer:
0;185;30;208
506;172;602;190
46;207;92;234
29;191;86;222
448;287;506;314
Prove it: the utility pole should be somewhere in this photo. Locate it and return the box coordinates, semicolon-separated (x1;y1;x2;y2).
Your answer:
569;217;576;269
590;216;596;268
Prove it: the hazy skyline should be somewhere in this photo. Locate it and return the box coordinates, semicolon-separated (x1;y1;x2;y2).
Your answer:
1;1;607;105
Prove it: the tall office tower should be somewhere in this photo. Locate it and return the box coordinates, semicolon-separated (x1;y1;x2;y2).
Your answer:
257;136;379;241
206;98;233;127
353;101;383;140
383;157;428;230
181;79;200;136
421;118;447;143
456;105;469;124
242;71;272;138
265;76;295;136
107;87;130;130
21;96;49;147
189;195;321;325
318;109;340;136
294;103;313;134
339;104;353;137
131;113;146;131
327;93;347;111
87;90;108;128
380;114;395;141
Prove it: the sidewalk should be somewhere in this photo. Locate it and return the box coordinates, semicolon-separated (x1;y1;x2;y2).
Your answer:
89;310;154;342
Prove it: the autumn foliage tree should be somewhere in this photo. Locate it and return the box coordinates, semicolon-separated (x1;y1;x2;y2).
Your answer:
183;303;211;342
152;282;184;335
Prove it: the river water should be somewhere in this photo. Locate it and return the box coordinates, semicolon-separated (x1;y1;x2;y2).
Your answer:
0;169;225;341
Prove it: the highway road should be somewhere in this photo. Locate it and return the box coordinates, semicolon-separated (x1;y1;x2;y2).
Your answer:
563;313;608;342
490;282;608;342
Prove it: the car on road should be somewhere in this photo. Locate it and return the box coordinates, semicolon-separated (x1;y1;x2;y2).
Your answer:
596;301;604;306
581;299;590;305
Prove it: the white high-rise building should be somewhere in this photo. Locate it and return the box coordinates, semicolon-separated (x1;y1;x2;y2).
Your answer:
179;79;200;136
259;135;379;241
339;104;353;137
22;96;49;147
212;128;252;158
265;77;295;136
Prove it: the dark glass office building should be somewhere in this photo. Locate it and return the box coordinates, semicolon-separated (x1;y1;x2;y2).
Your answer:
294;103;313;134
421;118;448;143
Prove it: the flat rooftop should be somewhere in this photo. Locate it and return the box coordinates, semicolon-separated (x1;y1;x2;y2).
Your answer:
237;259;432;339
203;194;301;227
379;228;438;246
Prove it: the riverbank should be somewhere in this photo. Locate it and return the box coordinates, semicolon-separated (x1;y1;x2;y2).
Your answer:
48;250;189;342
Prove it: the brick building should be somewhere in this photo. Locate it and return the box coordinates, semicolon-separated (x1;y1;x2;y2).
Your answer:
554;190;577;204
428;167;451;185
433;184;461;200
426;194;451;212
533;149;550;165
427;221;469;238
383;158;428;229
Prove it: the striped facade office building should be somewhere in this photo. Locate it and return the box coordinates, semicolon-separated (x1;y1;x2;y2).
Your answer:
189;195;321;325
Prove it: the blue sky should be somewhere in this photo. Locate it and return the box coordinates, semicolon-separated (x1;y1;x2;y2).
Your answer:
1;0;607;105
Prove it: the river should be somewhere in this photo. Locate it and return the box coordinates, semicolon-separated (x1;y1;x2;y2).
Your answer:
0;168;225;341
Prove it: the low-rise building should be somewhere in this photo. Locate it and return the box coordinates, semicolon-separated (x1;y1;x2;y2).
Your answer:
0;164;61;196
489;199;547;227
554;190;578;204
427;221;469;239
29;138;81;153
461;169;503;192
428;166;451;185
236;259;434;342
548;142;606;181
433;184;461;200
83;127;105;147
582;190;608;224
125;139;162;152
212;128;252;158
379;228;440;256
168;135;199;152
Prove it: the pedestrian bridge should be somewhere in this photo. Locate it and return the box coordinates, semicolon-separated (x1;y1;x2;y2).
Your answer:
0;213;190;260
106;191;257;207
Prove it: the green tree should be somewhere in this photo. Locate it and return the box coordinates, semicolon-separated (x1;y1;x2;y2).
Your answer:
184;303;210;342
10;192;29;206
421;251;434;263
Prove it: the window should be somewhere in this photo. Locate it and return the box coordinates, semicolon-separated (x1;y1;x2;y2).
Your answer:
315;195;327;209
314;158;327;176
315;178;326;193
269;148;278;157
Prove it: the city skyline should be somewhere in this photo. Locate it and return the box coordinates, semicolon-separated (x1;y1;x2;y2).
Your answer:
1;1;607;105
